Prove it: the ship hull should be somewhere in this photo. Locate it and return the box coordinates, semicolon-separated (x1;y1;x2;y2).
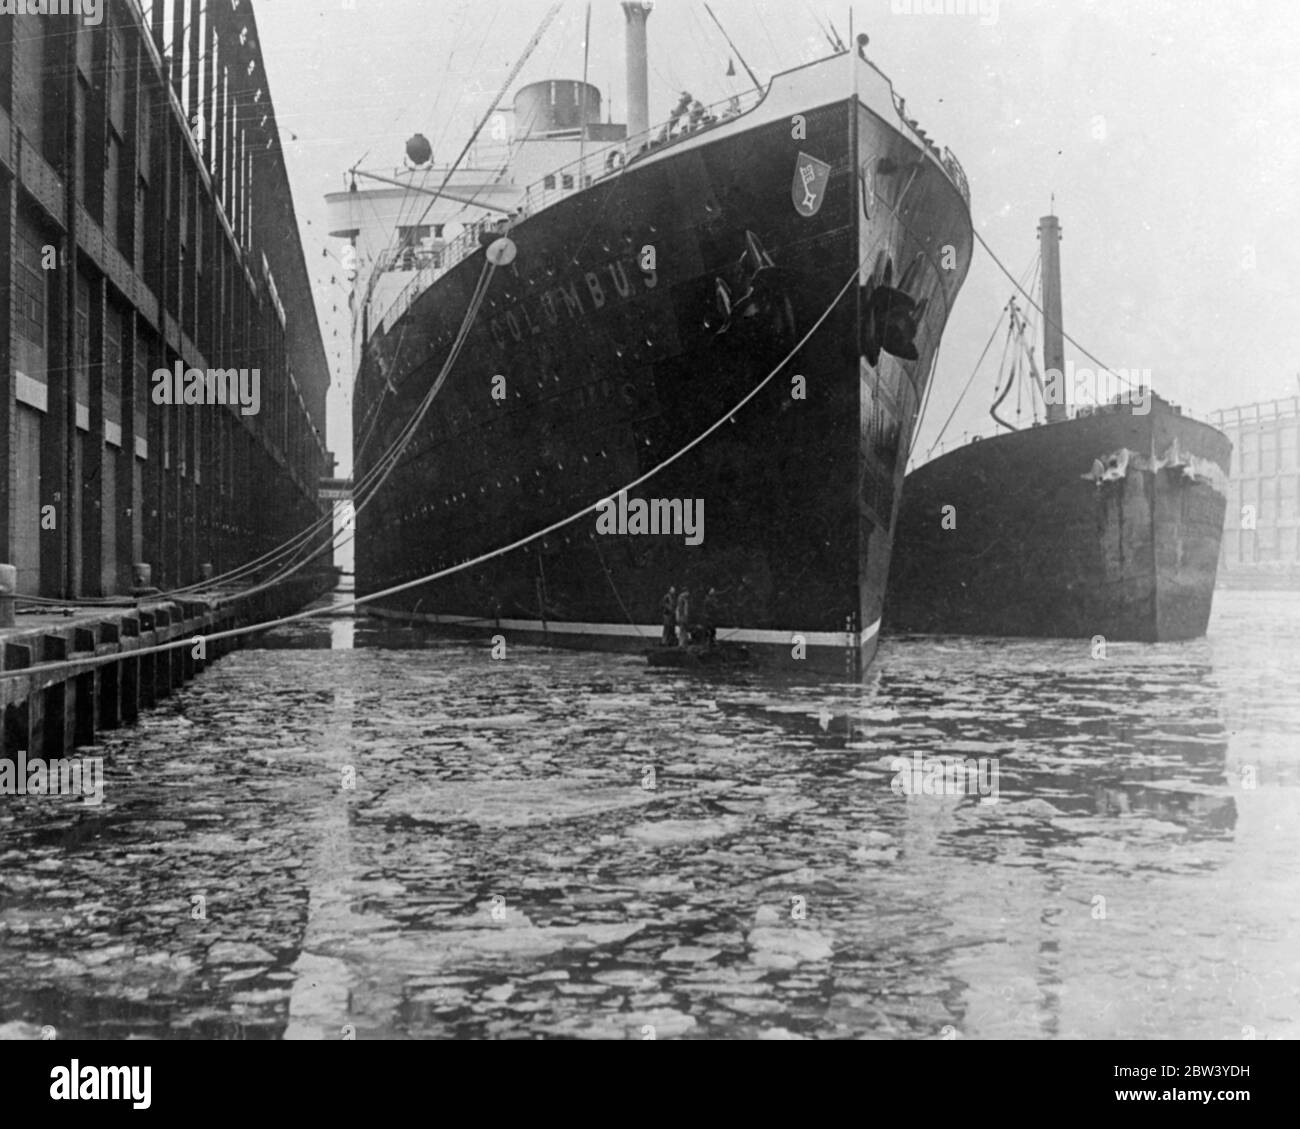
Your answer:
355;78;972;673
884;403;1231;642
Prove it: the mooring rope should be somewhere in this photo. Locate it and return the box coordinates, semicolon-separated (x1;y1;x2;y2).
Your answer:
15;256;503;614
2;248;870;684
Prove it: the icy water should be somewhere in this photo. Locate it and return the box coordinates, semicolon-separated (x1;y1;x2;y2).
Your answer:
1;590;1297;1040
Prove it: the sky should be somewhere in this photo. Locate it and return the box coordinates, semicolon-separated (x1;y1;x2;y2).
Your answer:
252;0;1300;478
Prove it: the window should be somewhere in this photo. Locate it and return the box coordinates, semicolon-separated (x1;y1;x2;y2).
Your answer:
135;177;148;270
561;173;574;189
1282;475;1299;519
1224;530;1239;564
104;305;123;428
106;131;123;248
1240;430;1259;476
108;29;127;129
77;78;90;210
14;221;47;350
544;174;556;190
75;275;91;409
1281;426;1297;471
135;332;149;443
1260;477;1277;526
1241;479;1257;515
1257;523;1278;561
1261;426;1277;474
433;224;445;238
398;224;430;248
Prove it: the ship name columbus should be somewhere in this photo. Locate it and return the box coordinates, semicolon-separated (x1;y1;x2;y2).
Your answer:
489;257;657;347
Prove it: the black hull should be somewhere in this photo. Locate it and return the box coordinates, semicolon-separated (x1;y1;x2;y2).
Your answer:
355;91;972;672
885;402;1231;642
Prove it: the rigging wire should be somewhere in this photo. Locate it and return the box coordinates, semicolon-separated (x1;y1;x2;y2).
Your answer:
409;3;564;236
973;227;1138;393
359;0;518;324
356;0;562;414
920;250;1037;460
752;1;785;69
225;259;501;602
803;2;839;53
921;299;1013;463
988;309;1021;432
384;0;496;253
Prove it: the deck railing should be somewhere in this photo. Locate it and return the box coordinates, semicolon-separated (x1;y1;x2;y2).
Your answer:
373;89;766;333
374;72;972;333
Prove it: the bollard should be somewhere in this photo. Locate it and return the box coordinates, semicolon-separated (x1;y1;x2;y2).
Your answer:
132;562;158;598
0;564;15;628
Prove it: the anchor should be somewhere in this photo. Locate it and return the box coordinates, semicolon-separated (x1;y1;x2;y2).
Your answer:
861;252;928;366
703;230;790;337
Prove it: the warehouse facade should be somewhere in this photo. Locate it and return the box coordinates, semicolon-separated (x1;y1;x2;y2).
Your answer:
1212;397;1300;587
1;0;330;597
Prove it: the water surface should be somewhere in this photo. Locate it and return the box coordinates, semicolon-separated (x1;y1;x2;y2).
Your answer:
1;590;1296;1040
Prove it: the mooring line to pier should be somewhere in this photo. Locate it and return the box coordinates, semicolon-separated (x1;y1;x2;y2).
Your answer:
3;249;872;684
24;255;503;613
205;261;500;604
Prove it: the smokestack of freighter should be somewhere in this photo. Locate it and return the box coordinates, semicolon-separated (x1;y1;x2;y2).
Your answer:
336;13;975;672
885;212;1231;643
1038;214;1068;425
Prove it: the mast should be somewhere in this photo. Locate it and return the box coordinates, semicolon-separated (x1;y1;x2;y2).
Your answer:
621;2;653;145
580;3;592;179
1038;213;1067;423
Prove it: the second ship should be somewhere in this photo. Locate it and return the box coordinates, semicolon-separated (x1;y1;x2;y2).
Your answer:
330;5;974;673
886;213;1230;643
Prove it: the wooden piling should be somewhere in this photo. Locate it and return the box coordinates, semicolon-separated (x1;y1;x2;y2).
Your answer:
0;575;330;766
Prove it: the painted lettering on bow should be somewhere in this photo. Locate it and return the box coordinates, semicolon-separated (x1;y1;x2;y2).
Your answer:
489;256;657;347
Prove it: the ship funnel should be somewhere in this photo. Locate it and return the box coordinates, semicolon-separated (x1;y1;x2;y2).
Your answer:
1038;214;1068;424
622;1;653;144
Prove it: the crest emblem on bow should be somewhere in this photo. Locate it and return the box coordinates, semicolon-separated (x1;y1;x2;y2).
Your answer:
792;152;831;218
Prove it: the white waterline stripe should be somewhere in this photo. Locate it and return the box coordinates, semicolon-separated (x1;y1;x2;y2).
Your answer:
372;607;882;649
